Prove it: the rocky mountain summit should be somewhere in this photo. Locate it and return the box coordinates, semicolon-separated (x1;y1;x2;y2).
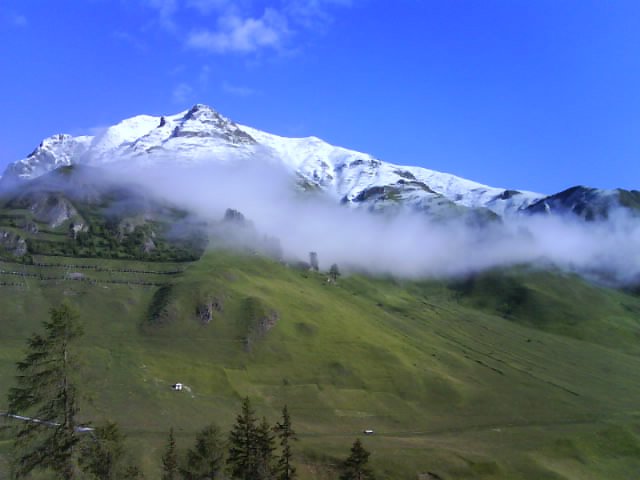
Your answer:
3;104;638;220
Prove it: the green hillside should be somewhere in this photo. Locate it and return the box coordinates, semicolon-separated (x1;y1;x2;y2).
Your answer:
1;249;640;479
0;165;207;263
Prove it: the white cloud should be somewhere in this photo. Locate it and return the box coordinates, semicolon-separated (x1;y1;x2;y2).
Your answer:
187;8;289;54
139;0;354;55
172;83;195;104
284;0;354;28
222;82;257;96
98;159;640;286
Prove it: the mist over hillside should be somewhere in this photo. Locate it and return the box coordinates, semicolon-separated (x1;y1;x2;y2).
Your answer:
83;159;640;286
1;101;637;286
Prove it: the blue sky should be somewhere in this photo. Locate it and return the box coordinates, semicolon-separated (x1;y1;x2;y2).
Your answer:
0;0;639;194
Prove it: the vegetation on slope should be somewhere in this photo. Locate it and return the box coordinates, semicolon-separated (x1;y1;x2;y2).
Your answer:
0;166;208;262
0;247;639;479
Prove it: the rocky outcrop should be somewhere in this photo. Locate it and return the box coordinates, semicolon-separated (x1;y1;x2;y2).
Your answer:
223;208;247;225
196;297;224;324
243;297;279;352
141;238;156;254
68;222;87;239
0;230;27;257
29;193;80;228
524;186;640;220
171;104;256;145
23;222;39;234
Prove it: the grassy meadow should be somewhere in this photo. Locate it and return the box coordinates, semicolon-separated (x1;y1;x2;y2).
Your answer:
0;250;639;479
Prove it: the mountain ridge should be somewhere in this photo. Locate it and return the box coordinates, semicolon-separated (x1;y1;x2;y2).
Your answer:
2;104;543;217
2;104;637;220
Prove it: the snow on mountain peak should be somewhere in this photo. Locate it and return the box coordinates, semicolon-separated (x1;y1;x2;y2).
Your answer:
2;104;545;216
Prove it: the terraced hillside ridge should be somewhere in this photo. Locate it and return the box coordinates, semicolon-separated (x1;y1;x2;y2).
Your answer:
0;165;208;263
1;248;640;479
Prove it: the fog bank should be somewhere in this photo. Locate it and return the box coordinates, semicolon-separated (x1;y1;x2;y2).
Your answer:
112;160;640;285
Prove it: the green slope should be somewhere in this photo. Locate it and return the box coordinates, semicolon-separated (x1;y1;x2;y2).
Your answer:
1;251;640;479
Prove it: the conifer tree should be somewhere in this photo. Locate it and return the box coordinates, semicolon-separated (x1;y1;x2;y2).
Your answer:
274;405;297;480
329;263;341;282
256;416;276;479
162;428;179;480
7;302;84;479
79;421;126;479
181;423;225;479
227;397;259;480
340;439;374;480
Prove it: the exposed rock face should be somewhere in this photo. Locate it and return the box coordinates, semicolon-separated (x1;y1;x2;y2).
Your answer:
142;238;156;253
69;222;87;239
117;219;139;241
525;186;640;220
223;208;247;225
196;297;224;324
29;193;79;228
0;230;27;257
171;104;256;145
255;310;279;336
23;222;39;234
244;309;279;352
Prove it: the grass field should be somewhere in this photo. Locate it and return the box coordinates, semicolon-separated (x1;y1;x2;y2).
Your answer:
0;250;639;479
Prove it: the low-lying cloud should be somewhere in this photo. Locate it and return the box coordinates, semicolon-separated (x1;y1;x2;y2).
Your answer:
110;157;640;286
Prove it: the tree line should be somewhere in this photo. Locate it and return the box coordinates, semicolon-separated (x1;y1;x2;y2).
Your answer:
159;399;297;480
2;303;374;479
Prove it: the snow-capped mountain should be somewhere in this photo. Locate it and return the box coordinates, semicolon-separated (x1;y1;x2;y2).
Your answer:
1;104;550;217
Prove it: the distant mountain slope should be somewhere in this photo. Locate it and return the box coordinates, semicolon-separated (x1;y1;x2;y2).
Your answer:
525;186;640;220
1;104;543;218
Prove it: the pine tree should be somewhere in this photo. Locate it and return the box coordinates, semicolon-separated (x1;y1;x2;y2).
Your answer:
7;302;84;479
162;428;179;480
181;423;225;479
256;416;276;479
274;405;297;480
227;397;259;480
340;439;374;480
329;263;341;282
79;421;126;479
